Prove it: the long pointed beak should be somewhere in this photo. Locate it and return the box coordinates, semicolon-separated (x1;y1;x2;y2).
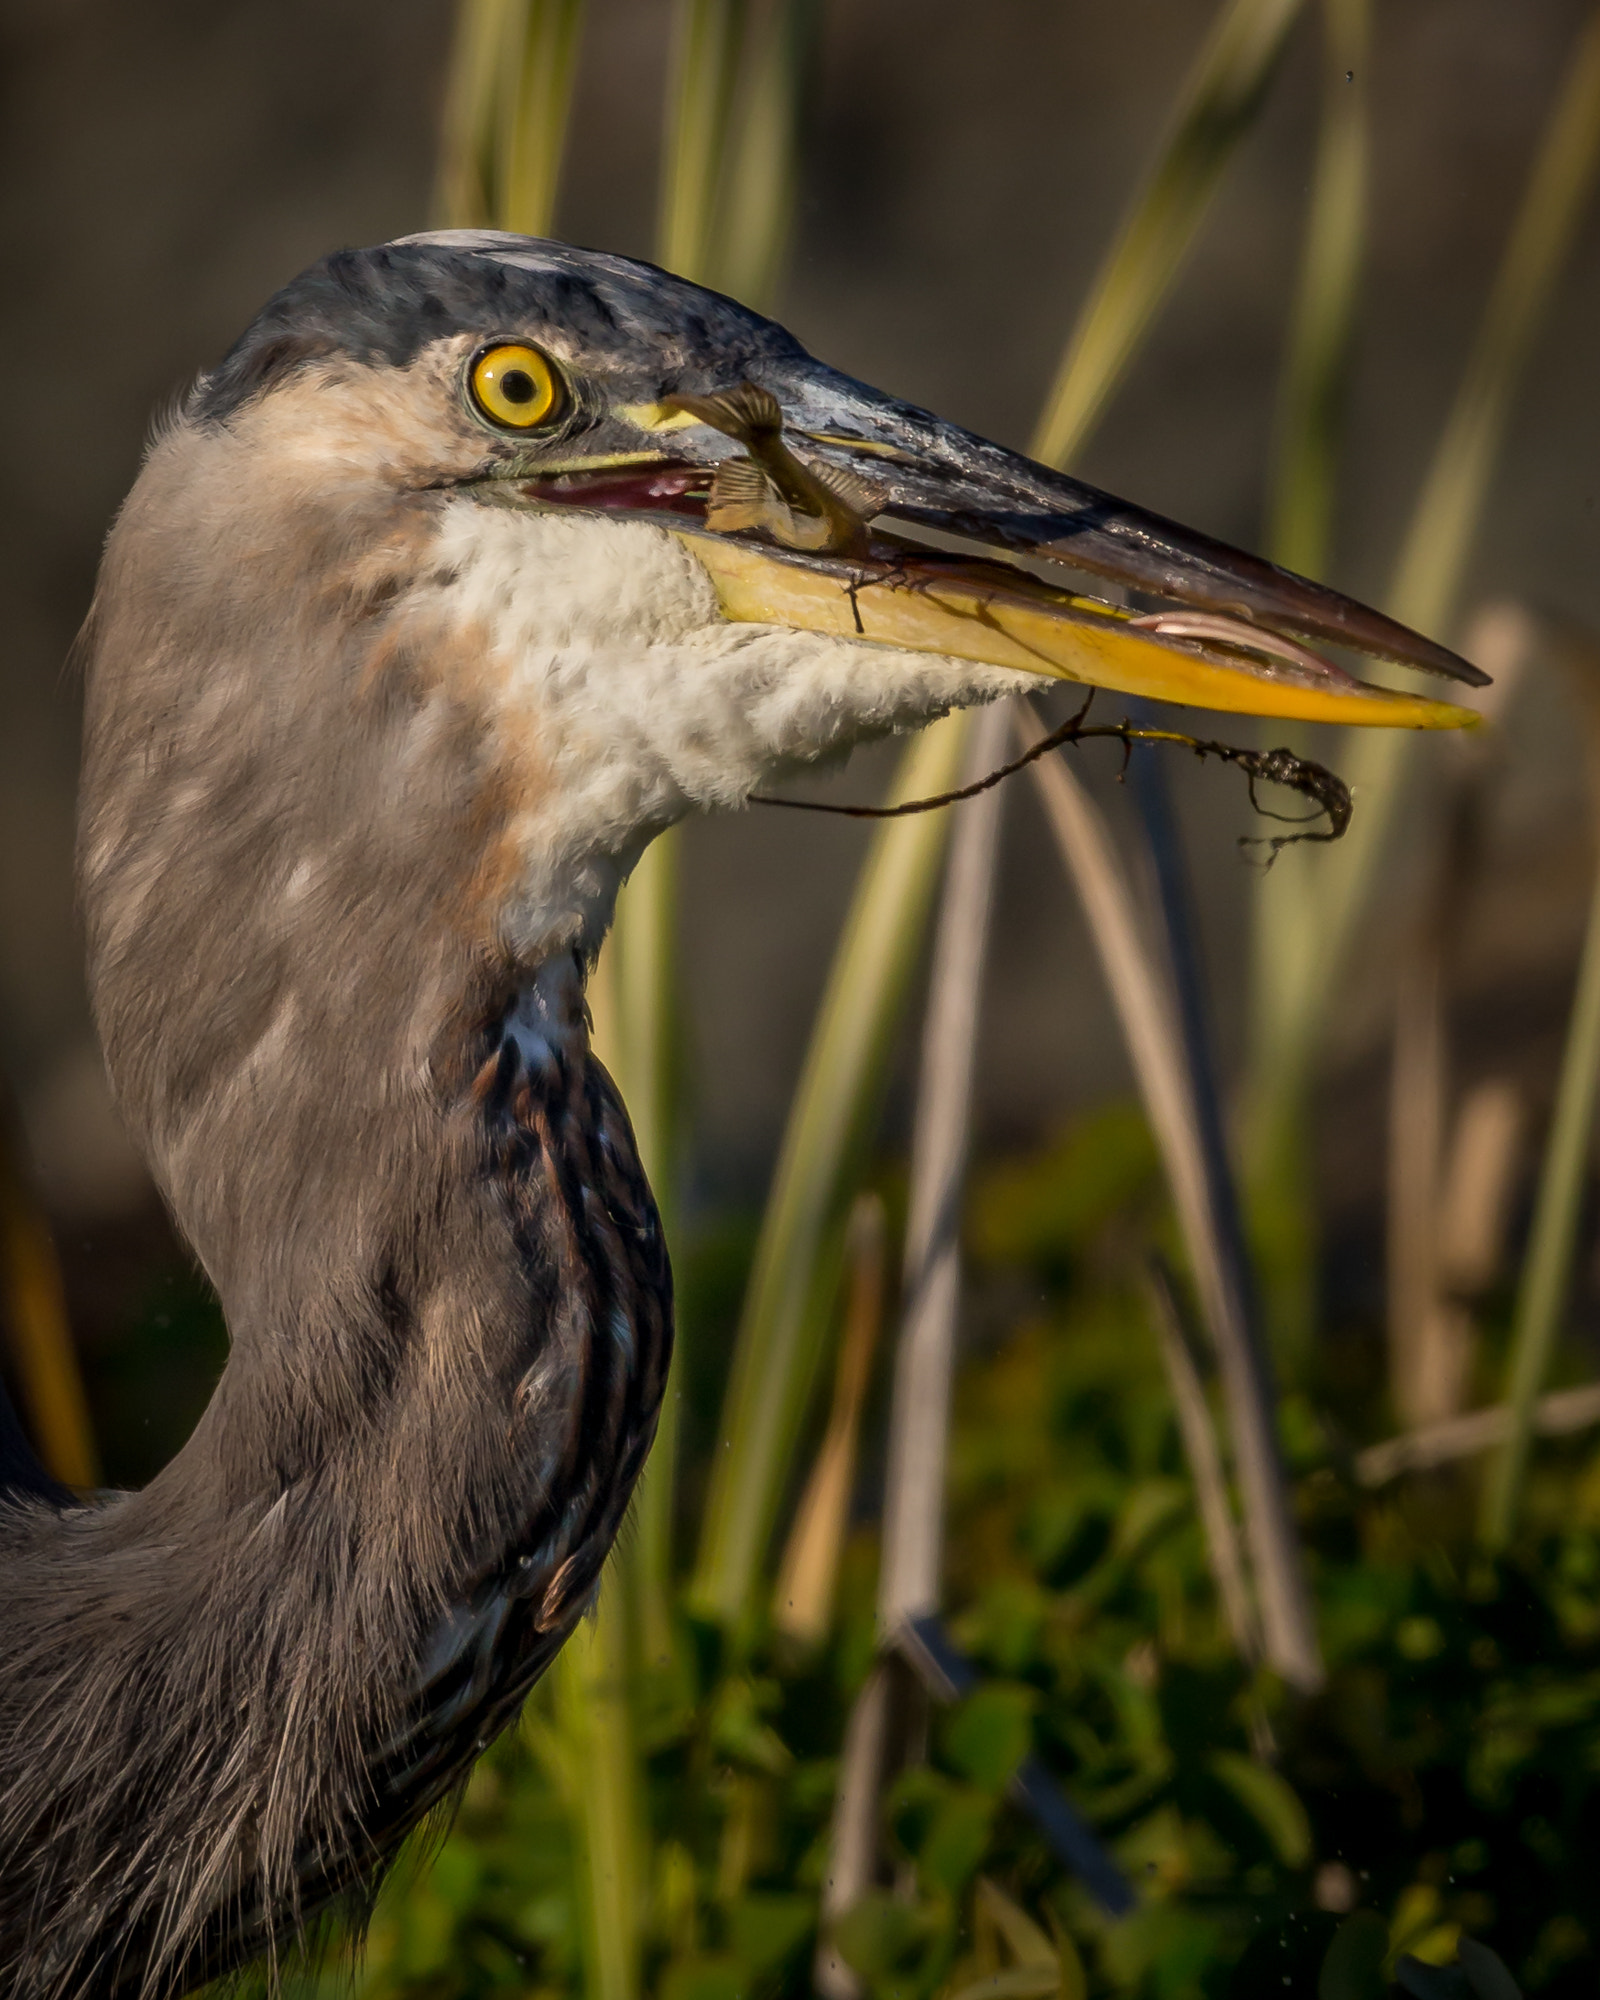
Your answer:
520;361;1485;731
680;533;1468;729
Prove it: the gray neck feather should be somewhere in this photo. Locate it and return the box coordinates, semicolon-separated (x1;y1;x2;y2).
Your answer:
0;447;670;1998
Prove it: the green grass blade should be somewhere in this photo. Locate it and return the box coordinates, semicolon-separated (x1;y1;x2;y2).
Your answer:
497;0;587;237
715;0;817;310
1266;0;1370;580
659;0;748;283
1481;855;1600;1547
1247;7;1600;1216
594;833;682;1673
553;1590;643;2000
690;715;973;1628
1031;0;1307;469
1481;623;1600;1544
1248;0;1370;1356
432;0;514;229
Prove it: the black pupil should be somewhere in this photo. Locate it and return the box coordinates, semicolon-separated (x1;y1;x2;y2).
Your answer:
500;368;536;405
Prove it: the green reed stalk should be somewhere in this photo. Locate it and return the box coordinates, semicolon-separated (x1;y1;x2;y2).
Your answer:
1481;857;1600;1547
1246;4;1600;1222
1248;0;1370;1355
434;0;585;235
552;1602;643;2000
1032;0;1307;469
690;716;972;1629
693;0;1314;1631
659;0;747;286
595;830;682;1675
432;0;511;228
716;0;817;310
1266;0;1369;580
498;0;587;236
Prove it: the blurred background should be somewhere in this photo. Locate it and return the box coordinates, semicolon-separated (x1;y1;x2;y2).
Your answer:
7;2;1600;1429
6;3;1600;1993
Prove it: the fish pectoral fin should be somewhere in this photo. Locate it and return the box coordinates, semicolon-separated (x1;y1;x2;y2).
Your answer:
808;458;887;521
706;455;781;533
710;458;774;504
665;381;784;442
715;381;784;435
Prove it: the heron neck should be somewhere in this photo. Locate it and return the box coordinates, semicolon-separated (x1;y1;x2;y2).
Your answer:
0;940;671;1995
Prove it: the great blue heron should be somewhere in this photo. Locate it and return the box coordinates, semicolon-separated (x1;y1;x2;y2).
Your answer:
0;231;1480;1999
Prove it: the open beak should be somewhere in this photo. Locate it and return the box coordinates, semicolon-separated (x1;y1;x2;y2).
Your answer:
516;360;1485;731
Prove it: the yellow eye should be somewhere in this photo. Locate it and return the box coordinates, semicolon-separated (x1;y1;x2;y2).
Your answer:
469;343;562;430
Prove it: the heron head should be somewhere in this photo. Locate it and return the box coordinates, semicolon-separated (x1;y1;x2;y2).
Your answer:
80;230;1483;990
67;230;1493;1333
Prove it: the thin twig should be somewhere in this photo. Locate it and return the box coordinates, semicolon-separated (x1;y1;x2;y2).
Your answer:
1141;1268;1277;1787
896;1615;1133;1915
753;696;1349;857
1360;1382;1600;1486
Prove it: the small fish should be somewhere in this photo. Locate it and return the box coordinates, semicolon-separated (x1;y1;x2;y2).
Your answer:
662;382;882;556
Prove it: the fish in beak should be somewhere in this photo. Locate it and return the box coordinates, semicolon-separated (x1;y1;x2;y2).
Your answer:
512;356;1484;733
